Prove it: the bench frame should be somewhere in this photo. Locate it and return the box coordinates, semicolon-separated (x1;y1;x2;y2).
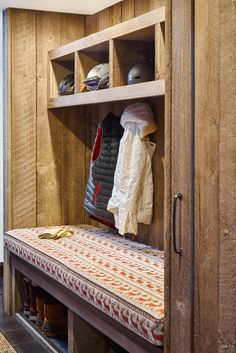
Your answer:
4;248;163;353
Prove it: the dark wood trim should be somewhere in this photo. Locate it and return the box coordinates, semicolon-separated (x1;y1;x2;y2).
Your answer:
11;254;163;353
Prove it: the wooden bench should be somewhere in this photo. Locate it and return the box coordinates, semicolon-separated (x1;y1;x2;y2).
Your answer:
4;225;164;353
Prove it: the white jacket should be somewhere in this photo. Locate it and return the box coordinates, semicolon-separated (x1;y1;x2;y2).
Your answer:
107;103;157;235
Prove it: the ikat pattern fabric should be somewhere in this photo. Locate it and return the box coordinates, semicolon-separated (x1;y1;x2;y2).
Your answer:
4;225;164;346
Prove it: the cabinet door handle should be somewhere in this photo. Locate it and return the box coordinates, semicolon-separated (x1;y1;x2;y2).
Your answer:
173;193;183;255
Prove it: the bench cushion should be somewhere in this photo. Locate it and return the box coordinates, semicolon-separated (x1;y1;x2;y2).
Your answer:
4;225;164;346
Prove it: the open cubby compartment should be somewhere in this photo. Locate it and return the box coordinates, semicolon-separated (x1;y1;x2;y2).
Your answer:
49;52;75;98
110;26;155;88
110;23;165;87
76;41;109;93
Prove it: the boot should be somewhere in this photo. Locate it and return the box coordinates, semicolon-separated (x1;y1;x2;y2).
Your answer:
42;298;67;337
23;277;31;316
35;288;46;328
29;282;38;322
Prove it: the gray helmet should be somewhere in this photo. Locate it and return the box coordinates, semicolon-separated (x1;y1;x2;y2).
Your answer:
58;73;74;95
127;62;154;85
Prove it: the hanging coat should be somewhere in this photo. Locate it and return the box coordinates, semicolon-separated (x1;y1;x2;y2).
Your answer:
84;112;124;227
107;103;157;235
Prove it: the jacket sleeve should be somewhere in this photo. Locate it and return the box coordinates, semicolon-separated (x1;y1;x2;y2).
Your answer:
108;132;148;235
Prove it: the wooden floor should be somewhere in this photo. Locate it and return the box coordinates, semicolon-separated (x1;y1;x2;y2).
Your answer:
0;277;50;353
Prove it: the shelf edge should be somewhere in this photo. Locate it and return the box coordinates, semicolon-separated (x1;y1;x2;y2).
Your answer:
47;80;165;109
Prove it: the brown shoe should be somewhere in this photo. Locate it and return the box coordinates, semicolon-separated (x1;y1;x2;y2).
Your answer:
23;278;31;316
29;283;38;322
42;299;67;337
36;297;45;328
35;288;47;328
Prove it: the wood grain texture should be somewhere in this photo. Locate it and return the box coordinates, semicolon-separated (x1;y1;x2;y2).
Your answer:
195;1;236;352
48;80;165;108
170;1;194;353
60;107;87;225
3;10;12;231
49;8;165;60
3;248;12;315
36;11;86;227
121;0;135;21
36;12;64;227
134;0;150;16
195;0;219;350
60;13;86;226
218;1;236;351
164;2;172;352
10;9;37;229
68;310;108;353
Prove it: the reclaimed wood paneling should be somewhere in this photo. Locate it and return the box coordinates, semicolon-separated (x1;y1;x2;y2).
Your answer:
6;10;86;229
170;1;194;353
218;1;236;350
84;0;166;247
60;13;86;225
164;1;172;352
10;9;37;229
195;1;236;352
36;12;63;227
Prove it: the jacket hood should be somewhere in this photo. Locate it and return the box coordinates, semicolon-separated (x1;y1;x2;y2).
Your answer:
121;103;157;139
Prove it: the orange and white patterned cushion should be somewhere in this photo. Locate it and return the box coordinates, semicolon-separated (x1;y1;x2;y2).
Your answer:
4;225;164;346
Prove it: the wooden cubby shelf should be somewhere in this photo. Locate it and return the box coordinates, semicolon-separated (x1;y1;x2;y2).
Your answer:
48;7;165;108
48;80;165;108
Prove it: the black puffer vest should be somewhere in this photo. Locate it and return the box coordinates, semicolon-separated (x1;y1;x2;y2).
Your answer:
84;113;124;226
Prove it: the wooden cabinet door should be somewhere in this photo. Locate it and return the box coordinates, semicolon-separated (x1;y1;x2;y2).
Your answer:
165;1;194;352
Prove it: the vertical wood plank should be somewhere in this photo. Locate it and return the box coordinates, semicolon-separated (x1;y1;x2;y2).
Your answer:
195;1;220;352
85;15;98;36
68;309;108;353
219;1;236;351
164;1;172;351
155;22;165;80
134;0;150;16
10;9;37;229
148;98;165;249
60;13;86;225
170;0;194;352
60;13;85;44
36;12;63;226
97;8;110;31
3;9;12;231
109;3;122;26
12;267;24;313
150;0;165;10
3;248;12;315
60;107;87;225
121;0;135;21
195;1;236;352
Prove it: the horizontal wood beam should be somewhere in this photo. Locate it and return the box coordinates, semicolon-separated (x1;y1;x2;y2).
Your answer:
48;80;165;108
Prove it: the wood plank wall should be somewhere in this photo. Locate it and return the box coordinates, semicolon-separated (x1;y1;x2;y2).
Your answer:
5;9;85;230
85;0;165;248
5;0;165;249
195;1;236;352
